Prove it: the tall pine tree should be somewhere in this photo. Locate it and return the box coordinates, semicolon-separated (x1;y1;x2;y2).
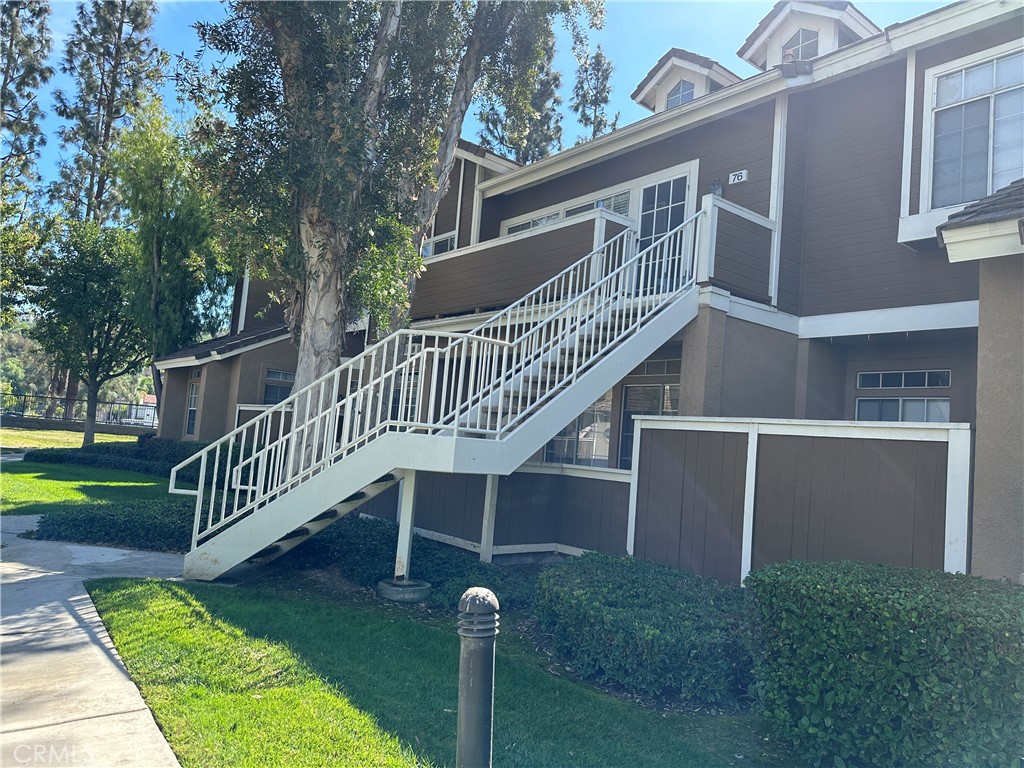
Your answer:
571;45;618;143
477;34;563;165
52;0;163;222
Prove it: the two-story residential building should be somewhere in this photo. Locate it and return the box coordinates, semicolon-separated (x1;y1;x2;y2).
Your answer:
159;0;1023;585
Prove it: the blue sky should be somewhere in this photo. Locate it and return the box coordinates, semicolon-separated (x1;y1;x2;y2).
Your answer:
36;0;948;184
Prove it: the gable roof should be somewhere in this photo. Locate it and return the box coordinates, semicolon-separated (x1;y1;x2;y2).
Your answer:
630;48;741;102
739;1;851;59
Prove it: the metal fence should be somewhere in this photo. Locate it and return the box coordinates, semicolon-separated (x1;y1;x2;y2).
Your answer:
0;391;158;428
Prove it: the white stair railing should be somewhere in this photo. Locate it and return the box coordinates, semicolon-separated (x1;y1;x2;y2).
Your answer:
170;211;702;549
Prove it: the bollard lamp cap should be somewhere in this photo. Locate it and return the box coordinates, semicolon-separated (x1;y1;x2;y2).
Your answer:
458;587;499;614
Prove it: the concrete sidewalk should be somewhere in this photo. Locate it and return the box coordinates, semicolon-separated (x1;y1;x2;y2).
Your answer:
1;515;183;767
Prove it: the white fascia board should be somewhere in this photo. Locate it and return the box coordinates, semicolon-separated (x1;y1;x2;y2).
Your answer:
885;0;1011;52
634;58;741;110
455;146;519;175
477;74;784;197
798;301;979;339
942;220;1024;263
899;205;968;243
634;415;972;442
155;332;292;372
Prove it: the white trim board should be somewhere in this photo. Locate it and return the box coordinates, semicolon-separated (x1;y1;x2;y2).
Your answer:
155;332;293;371
941;219;1024;263
798;301;979;338
518;463;632;484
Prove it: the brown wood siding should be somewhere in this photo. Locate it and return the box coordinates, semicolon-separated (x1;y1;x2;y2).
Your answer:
778;93;810;316
712;209;772;302
361;484;399;520
752;435;947;571
495;102;776;224
244;277;285;329
414;471;486;542
633;429;748;584
411;220;596;319
799;61;979;316
557;475;629;555
494;472;561;546
910;22;1023;215
434;159;461;236
458;160;477;248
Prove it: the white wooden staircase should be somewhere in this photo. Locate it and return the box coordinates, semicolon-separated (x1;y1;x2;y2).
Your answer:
171;212;706;579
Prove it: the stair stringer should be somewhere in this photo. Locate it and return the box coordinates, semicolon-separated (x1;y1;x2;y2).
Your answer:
450;288;700;475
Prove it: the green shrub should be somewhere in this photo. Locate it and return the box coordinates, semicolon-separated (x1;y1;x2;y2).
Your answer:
35;497;194;552
534;552;752;708
289;516;536;611
745;560;1024;768
24;447;177;478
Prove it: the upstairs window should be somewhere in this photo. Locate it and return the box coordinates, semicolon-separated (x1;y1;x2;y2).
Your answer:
422;232;456;258
782;29;818;61
666;79;695;109
263;369;295;405
930;50;1023;208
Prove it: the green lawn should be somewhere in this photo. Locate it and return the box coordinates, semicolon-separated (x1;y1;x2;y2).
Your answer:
88;578;797;768
0;462;171;515
0;427;137;451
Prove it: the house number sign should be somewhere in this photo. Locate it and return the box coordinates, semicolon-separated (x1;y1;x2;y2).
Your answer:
728;170;748;184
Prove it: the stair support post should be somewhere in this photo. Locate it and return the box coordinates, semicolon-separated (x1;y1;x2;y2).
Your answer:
479;474;499;563
394;470;418;580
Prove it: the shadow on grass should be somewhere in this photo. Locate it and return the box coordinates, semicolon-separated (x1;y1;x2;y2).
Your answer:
183;582;797;768
1;462;171;516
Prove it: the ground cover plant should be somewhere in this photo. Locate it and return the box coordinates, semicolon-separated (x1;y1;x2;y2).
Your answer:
535;552;753;709
745;560;1024;768
0;461;173;516
34;497;194;552
289;515;537;612
88;577;797;768
23;435;207;480
0;427;136;451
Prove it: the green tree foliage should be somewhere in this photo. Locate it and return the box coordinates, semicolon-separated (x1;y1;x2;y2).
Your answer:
0;321;50;398
477;33;563;164
1;0;54;187
571;45;618;143
189;1;602;389
30;220;149;446
52;0;164;222
112;98;232;408
0;195;45;326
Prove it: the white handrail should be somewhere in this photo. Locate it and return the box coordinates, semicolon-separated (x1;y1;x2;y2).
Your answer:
172;212;703;548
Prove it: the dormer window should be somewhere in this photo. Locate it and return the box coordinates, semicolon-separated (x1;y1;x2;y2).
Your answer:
666;79;695;109
782;29;818;62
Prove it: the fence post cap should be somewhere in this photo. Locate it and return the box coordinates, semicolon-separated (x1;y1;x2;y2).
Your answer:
458;587;499;614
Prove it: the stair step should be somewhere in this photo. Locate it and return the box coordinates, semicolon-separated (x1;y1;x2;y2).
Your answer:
342;490;367;503
278;526;310;541
251;544;282;560
373;473;396;484
311;509;340;522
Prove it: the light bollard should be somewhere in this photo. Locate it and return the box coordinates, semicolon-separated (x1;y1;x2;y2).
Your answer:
456;587;499;768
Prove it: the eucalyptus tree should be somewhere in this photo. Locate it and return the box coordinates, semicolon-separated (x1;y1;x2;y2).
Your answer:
31;220;149;446
52;0;164;222
477;35;563;164
113;98;232;408
572;44;618;142
191;1;602;390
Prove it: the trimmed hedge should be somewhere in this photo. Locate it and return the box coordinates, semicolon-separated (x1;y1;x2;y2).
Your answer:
745;560;1024;768
34;497;194;552
288;516;536;612
534;552;753;708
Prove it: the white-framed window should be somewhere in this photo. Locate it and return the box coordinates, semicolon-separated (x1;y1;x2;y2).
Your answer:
666;79;695;109
856;397;951;423
782;28;818;61
185;370;201;435
922;43;1024;212
422;232;456;259
857;369;951;389
543;389;613;467
500;159;698;238
263;369;295;405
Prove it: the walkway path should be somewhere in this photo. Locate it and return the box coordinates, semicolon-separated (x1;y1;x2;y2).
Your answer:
1;515;182;767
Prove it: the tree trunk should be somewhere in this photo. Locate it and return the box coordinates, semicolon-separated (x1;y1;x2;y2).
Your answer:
151;362;163;413
45;367;67;419
64;378;80;421
82;381;99;447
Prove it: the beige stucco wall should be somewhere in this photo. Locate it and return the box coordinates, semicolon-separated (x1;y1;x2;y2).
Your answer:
678;306;799;419
158;369;189;439
971;255;1023;583
235;339;299;407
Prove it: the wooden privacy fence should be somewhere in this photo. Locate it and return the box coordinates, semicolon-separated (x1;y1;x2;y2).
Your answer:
627;417;971;585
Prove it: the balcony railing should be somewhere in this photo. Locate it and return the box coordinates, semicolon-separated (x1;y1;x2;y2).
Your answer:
0;391;159;428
